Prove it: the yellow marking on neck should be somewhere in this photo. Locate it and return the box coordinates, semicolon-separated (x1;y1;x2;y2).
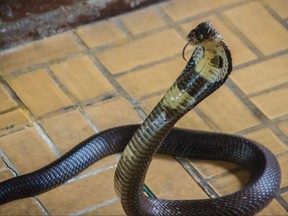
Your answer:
195;43;226;83
162;84;194;110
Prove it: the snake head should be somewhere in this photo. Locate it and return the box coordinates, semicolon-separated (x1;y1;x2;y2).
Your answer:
182;21;224;61
186;21;223;45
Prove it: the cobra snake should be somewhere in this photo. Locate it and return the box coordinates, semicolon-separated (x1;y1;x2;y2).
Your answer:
0;22;281;215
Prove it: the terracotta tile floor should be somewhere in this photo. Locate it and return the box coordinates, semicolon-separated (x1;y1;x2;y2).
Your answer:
0;0;288;215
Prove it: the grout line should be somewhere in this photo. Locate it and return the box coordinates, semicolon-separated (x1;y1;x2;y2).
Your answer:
0;77;29;113
225;79;266;121
138;88;166;102
0;149;19;176
2;52;83;80
154;5;187;38
176;157;219;199
70;197;120;216
276;150;288;159
43;65;100;133
33;122;62;157
2;7;286;83
43;66;79;105
246;82;288;99
279;185;288;194
79;110;99;133
0;106;20;116
111;17;132;37
66;164;117;185
2;23;172;80
233;49;288;71
33;197;51;216
0;126;26;138
206;166;244;182
259;0;288;29
113;53;181;78
193;107;220;131
265;121;288;147
1;149;51;215
89;53;148;120
234;123;267;136
71;30;146;118
275;194;288;212
226;78;288;146
171;0;252;26
0;153;54;215
216;13;265;60
0;76;63;158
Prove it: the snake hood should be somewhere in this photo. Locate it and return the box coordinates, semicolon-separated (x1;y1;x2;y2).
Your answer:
175;21;233;113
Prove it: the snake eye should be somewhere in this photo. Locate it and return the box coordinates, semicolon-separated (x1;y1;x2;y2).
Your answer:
198;34;203;40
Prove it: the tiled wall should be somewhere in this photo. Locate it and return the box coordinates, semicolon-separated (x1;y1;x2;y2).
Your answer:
0;0;287;215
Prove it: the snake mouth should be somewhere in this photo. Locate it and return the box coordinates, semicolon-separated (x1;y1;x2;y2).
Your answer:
182;42;190;62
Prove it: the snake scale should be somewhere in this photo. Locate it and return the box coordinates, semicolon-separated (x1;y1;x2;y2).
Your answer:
0;22;281;215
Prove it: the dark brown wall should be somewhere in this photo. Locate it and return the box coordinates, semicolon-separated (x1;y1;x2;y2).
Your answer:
0;0;165;50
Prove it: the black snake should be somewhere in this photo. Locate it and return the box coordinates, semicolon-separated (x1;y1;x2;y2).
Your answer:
0;22;281;215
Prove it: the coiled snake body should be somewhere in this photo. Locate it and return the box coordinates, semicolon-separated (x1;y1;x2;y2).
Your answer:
0;22;281;215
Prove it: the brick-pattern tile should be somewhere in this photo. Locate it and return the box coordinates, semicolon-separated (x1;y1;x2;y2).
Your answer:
140;95;164;114
231;54;288;95
190;159;238;179
0;84;17;112
278;121;288;137
0;32;81;76
146;155;208;199
250;87;288;119
141;95;210;130
85;97;142;130
245;128;287;155
1;0;288;214
50;55;114;103
0;199;44;215
208;170;250;196
117;57;184;98
264;0;288;19
161;0;240;21
0;109;30;132
76;20;126;48
256;199;287;216
40;109;118;175
8;69;73;117
40;110;94;153
223;2;288;55
282;191;288;203
38;168;117;215
0;159;7;169
181;15;257;66
278;153;288;188
0;170;14;182
120;7;165;35
176;111;211;130
198;86;260;132
0;127;57;174
84;201;125;216
80;155;117;176
97;29;184;74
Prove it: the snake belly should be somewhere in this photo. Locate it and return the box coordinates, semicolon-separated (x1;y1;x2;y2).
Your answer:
0;22;281;216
